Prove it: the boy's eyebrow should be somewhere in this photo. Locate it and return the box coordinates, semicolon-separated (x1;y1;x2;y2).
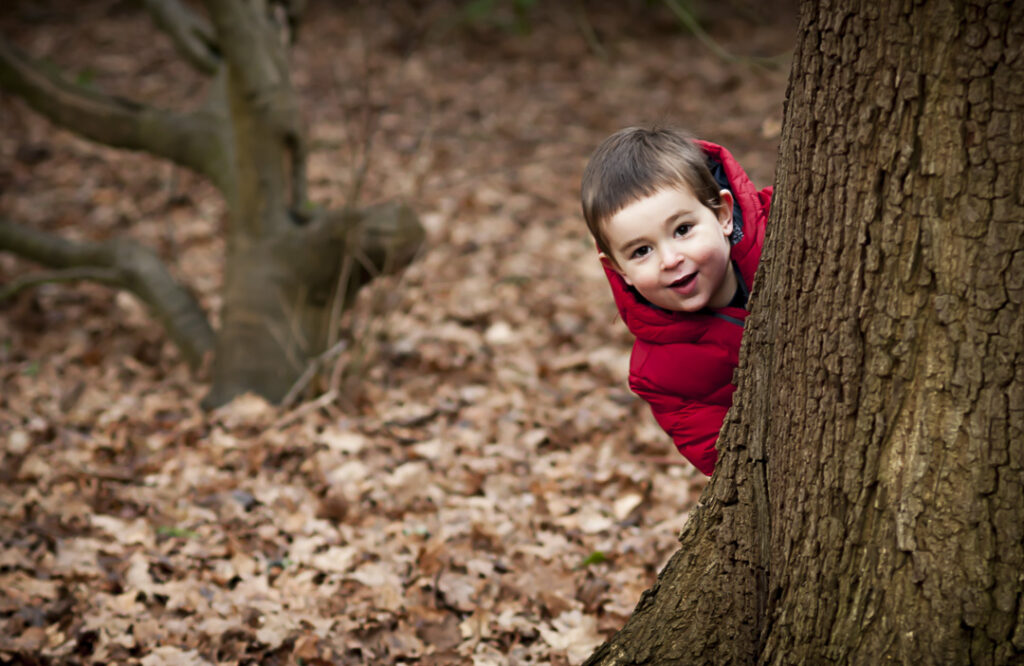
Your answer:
663;207;695;226
615;234;648;254
662;211;682;227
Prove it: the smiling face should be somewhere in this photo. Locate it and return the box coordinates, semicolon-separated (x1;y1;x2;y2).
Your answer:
602;185;737;313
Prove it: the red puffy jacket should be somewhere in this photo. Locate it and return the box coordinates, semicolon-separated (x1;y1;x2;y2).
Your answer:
603;141;772;475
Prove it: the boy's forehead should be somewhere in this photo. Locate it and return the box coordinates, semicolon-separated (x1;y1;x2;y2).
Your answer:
613;181;697;213
606;183;717;232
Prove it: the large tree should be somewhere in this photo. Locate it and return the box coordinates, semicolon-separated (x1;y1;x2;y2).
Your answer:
587;0;1024;663
0;0;424;407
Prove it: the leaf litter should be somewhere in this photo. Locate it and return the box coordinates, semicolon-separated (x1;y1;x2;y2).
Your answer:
0;1;794;663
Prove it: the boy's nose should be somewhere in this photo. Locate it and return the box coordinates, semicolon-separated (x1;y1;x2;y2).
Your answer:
659;245;684;270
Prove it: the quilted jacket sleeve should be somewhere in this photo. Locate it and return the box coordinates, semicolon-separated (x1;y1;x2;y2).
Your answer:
649;399;727;476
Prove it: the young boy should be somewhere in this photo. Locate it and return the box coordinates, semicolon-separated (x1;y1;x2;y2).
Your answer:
580;127;772;475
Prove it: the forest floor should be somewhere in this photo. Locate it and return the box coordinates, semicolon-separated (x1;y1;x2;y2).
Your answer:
0;1;794;663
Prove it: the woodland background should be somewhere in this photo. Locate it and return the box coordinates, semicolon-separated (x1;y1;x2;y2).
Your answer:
0;1;795;663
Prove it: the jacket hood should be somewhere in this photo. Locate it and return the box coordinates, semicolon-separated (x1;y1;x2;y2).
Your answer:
601;140;769;345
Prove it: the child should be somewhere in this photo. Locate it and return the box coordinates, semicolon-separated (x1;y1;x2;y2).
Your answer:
580;127;772;475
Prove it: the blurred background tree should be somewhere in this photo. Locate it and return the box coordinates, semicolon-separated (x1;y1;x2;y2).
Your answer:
0;0;425;408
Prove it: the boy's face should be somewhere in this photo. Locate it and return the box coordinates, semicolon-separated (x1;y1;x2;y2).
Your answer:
602;185;737;312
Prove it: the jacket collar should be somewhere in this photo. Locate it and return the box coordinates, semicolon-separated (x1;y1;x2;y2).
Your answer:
603;140;762;344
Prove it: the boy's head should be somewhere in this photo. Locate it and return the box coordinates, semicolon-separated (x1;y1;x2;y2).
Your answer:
581;126;724;260
581;126;737;312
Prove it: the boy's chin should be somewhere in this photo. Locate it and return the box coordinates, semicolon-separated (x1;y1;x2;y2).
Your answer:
645;293;705;313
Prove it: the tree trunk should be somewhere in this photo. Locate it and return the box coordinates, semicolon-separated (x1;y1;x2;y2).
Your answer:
587;1;1024;663
200;0;358;407
203;201;423;408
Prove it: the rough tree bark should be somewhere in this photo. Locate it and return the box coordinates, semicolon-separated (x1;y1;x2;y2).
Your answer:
586;1;1024;664
0;0;424;407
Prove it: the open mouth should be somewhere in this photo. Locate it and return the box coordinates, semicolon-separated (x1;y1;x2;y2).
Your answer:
669;273;697;288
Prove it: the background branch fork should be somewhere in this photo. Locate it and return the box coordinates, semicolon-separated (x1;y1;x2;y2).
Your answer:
141;0;221;74
0;37;230;190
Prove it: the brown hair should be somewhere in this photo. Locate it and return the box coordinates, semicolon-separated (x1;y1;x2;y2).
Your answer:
581;126;723;261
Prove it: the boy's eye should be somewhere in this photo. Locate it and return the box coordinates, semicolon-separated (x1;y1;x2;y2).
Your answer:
674;223;693;237
630;245;652;260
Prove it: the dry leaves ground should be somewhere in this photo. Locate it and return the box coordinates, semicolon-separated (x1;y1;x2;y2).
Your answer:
0;2;793;663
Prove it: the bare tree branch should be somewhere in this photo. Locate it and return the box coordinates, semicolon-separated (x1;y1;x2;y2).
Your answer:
1;267;122;299
141;0;221;74
0;219;215;369
0;38;231;192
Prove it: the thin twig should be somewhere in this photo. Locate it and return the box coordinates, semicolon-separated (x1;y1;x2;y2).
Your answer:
327;247;376;404
334;2;380;208
328;239;422;406
662;0;787;70
326;233;359;351
273;388;338;430
276;285;311;358
263;315;309;375
573;0;608;62
280;338;349;407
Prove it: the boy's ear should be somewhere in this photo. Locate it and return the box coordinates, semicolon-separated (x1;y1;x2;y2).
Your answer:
598;251;617;271
717;189;735;236
599;252;633;285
